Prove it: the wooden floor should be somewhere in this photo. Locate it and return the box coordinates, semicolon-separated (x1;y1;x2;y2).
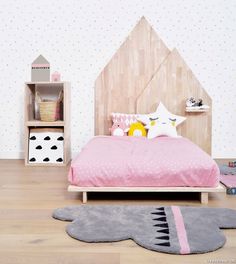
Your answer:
0;160;235;264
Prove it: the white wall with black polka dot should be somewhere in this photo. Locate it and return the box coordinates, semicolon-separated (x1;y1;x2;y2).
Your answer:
0;0;235;159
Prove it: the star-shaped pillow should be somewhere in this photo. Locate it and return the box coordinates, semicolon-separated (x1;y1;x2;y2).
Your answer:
138;102;186;139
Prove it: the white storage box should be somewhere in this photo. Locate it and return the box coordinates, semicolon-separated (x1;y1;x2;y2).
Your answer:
28;128;64;164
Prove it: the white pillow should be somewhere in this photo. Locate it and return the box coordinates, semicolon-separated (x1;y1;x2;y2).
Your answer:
138;102;186;139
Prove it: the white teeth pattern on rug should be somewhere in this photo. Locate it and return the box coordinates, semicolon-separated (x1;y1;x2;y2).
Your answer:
52;205;236;255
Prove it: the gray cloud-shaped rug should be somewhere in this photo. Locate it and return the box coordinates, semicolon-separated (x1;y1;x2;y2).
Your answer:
53;205;236;255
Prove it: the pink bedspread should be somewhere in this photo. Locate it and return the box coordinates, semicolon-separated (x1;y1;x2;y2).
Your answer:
68;136;219;187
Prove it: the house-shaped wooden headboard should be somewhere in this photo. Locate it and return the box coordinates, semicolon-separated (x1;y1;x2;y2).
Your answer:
95;17;212;155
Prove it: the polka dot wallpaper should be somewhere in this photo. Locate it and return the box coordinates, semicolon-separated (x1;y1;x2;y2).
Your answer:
0;0;235;158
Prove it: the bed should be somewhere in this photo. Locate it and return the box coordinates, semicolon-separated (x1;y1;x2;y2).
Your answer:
68;17;224;203
68;135;223;204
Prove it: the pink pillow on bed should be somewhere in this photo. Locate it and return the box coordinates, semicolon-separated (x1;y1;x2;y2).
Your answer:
110;113;139;136
111;113;139;126
110;113;150;137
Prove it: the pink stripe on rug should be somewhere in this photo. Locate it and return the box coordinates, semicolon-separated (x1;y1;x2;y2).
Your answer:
171;206;190;254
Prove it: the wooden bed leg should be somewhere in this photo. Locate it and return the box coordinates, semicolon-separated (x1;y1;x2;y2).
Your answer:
82;192;87;203
200;192;208;204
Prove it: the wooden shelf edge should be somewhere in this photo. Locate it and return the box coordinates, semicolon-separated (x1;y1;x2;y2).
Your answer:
185;110;209;113
185;107;209;113
25;81;69;85
26;120;65;127
25;162;69;167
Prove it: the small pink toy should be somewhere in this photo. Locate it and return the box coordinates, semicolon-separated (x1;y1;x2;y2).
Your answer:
109;117;129;136
51;71;61;82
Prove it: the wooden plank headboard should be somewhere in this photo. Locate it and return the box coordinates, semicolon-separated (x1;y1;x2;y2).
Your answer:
95;17;170;135
95;17;212;155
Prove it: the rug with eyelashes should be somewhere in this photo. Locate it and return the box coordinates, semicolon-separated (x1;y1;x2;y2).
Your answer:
53;205;236;255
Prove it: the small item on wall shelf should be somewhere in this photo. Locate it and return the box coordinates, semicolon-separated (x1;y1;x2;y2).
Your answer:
51;71;61;82
31;55;50;82
185;97;209;112
36;90;63;122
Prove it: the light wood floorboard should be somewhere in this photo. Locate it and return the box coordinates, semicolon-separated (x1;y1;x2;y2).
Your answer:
0;160;235;264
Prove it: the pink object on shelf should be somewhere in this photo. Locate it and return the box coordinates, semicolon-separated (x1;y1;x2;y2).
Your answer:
51;71;61;82
68;136;219;187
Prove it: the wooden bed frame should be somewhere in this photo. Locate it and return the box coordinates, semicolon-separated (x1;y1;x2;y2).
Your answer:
68;17;225;203
68;185;224;204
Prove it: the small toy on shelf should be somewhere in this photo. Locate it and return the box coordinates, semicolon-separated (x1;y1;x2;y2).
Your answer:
185;97;210;112
51;71;61;82
186;97;196;107
186;97;204;107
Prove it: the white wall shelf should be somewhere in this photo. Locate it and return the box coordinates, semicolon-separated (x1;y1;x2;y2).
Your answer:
185;106;209;113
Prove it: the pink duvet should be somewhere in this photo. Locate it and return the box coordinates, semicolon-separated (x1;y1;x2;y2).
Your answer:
68;136;219;187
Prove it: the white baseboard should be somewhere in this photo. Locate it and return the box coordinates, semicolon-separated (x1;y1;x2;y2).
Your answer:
0;151;24;159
